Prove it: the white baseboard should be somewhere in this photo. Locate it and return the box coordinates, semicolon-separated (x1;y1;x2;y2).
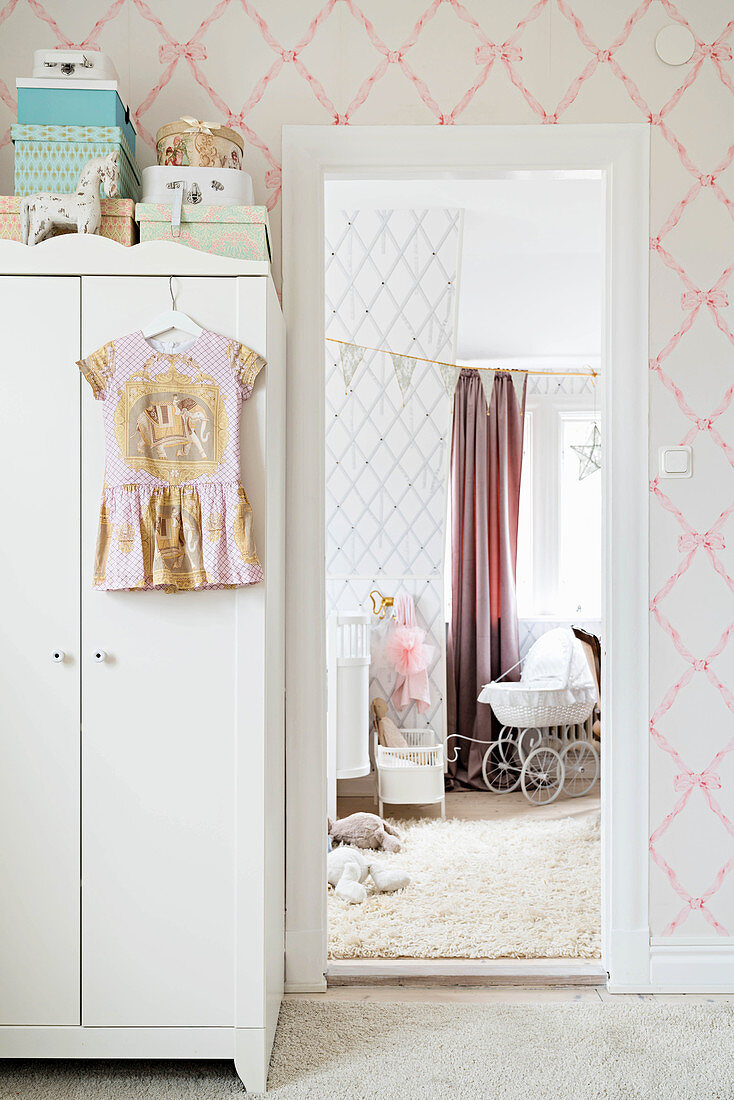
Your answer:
607;927;650;989
284;979;328;993
285;928;326;990
647;944;734;992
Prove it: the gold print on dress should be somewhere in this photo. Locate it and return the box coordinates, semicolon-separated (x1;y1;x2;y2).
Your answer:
141;488;207;589
114;358;229;485
135;394;211;461
81;341;116;398
233;487;260;565
206;511;223;543
93;503;114;585
228;342;264;389
117;521;135;554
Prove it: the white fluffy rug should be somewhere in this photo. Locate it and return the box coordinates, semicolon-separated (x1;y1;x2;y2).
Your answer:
3;1001;732;1098
328;813;600;958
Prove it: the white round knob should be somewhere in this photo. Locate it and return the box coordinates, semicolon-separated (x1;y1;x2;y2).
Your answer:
92;650;107;663
51;650;65;663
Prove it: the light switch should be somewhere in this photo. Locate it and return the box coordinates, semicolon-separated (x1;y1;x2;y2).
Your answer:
659;445;692;478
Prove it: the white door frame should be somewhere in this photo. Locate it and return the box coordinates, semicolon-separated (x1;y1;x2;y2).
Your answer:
282;124;650;993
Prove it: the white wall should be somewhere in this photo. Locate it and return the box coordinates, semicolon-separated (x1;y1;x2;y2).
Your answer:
456;177;603;360
1;0;732;942
326;176;604;360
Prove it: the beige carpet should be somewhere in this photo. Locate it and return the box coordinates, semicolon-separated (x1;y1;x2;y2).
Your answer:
3;1000;733;1098
329;812;601;959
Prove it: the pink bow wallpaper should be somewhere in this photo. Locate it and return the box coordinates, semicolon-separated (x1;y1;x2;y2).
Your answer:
1;0;733;941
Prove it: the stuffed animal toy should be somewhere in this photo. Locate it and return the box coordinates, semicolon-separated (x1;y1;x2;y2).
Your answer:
327;846;410;904
328;811;402;853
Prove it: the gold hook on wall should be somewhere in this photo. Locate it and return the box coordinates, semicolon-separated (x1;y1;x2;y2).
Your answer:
369;589;394;620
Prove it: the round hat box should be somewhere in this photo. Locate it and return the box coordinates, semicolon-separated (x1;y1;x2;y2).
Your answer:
156;119;244;171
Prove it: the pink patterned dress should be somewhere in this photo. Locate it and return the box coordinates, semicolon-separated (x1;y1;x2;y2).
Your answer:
77;328;265;592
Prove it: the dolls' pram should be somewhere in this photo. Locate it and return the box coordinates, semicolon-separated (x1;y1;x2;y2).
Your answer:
477;628;599;805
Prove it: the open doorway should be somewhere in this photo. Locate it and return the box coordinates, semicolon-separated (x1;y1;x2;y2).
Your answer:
324;174;604;967
283;124;650;995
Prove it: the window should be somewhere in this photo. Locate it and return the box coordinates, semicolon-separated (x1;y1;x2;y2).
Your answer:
515;413;533;613
516;393;601;619
559;414;601;616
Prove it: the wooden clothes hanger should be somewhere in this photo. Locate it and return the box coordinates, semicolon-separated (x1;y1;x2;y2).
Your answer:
142;276;203;341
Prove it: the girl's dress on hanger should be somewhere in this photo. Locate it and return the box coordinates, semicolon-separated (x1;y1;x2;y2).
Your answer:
77;327;265;592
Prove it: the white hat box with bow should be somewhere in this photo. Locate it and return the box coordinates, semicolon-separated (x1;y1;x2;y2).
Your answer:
155;117;245;170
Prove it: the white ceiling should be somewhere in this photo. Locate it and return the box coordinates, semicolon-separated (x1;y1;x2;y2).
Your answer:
325;175;604;362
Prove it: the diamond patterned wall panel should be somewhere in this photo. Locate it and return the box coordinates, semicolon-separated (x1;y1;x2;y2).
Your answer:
519;618;602;657
325;207;459;745
527;373;597;396
1;0;733;939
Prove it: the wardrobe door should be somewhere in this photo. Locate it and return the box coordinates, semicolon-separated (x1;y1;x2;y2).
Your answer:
80;276;239;1026
0;276;81;1024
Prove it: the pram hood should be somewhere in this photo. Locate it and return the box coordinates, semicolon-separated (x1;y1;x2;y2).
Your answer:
520;627;595;691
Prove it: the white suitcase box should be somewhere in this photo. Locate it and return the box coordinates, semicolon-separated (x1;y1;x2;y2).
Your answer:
142;165;254;206
32;49;118;80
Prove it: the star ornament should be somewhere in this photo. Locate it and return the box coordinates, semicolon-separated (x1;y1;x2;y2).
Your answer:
571;423;601;479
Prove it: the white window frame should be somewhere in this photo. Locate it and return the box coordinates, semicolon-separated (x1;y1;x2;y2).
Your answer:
519;391;601;619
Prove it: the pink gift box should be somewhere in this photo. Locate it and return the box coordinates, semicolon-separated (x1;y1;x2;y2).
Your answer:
0;195;137;245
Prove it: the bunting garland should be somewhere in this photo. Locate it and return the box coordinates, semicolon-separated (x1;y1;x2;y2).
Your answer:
439;362;462;403
328;337;588;410
390;353;416;404
338;343;365;392
510;369;528;410
478;368;496;413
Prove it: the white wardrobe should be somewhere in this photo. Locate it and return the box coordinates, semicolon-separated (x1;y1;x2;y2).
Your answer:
0;237;285;1093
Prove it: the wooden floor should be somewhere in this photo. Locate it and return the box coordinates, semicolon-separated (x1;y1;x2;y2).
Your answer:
337;782;601;823
327;958;605;985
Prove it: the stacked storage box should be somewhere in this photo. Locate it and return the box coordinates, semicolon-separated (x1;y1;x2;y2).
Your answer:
136;203;271;260
9;51;139;244
135;117;266;260
12;125;140;200
17;78;137;151
0;196;136;245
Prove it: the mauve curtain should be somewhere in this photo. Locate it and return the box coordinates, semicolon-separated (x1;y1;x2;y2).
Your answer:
447;370;526;790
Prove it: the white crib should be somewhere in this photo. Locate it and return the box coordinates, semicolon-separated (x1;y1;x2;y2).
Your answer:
326;610;371;819
373;725;445;818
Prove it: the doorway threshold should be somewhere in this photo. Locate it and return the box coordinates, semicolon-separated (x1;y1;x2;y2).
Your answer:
327;958;606;987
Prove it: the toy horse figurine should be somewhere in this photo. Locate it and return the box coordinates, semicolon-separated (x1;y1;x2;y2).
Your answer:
20;151;120;246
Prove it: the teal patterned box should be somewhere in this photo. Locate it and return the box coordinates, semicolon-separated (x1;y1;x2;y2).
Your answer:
11;124;141;200
135;203;271;261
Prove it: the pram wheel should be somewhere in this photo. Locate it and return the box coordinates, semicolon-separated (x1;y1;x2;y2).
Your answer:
560;741;599;797
521;746;564;805
481;727;522;793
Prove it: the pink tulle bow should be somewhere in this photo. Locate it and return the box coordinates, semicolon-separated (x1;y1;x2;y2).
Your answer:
385;625;433;676
385;623;434;713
